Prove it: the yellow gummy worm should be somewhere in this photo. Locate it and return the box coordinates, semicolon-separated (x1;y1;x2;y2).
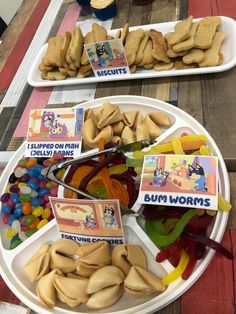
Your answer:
162;249;189;285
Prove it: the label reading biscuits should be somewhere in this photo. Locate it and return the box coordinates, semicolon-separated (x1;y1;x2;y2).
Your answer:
138;154;218;210
25;107;84;158
50;197;125;245
84;39;130;78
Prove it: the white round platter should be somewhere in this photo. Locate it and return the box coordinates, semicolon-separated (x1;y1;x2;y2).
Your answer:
0;95;230;314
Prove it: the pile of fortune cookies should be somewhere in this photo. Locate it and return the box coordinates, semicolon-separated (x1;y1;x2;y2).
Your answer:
23;239;166;310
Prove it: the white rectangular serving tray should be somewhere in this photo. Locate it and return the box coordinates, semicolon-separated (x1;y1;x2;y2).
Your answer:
27;16;236;87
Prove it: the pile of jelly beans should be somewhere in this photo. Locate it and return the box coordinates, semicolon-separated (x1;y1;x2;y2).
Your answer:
0;154;66;249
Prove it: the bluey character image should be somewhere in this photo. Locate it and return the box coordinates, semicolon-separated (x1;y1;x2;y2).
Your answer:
152;168;169;187
96;44;110;67
188;163;207;192
103;206;115;227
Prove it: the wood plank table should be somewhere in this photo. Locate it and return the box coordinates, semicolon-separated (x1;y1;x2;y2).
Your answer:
0;0;236;313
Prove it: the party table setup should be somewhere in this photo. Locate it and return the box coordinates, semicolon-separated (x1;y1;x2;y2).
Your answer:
0;0;236;313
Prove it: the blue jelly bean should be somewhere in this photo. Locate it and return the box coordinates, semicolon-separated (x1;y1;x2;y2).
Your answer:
14;205;23;218
11;235;21;243
31;197;41;207
1;205;12;214
1;193;10;203
38;188;50;198
8;215;17;226
28;180;39;190
34;165;44;173
37;174;46;181
10;193;19;204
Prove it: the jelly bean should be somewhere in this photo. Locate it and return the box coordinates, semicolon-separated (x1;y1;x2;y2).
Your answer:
18;231;28;241
11;235;20;243
37;219;48;229
6;229;17;238
42;208;51;219
18;182;27;188
43;160;51;167
43;194;49;202
25;228;37;237
9;173;18;183
22;202;32;215
26;158;37;168
1;205;12;214
14;167;25;178
37;174;46;181
10;193;19;204
28;218;40;229
0;193;10;202
8;215;17;226
32;206;43;217
50;187;58;197
10;239;22;249
38;198;46;206
27;168;39;178
31;197;41;207
27;180;39;190
9;185;20;193
19;173;30;183
38;188;50;198
46;202;51;209
24;214;37;226
30;190;38;198
12;220;21;233
56;169;65;180
21;225;28;231
19;194;31;202
20;186;32;195
6;198;15;208
3;214;10;224
18;159;27;167
14;207;23;218
46;182;54;189
39;181;47;189
34;164;44;173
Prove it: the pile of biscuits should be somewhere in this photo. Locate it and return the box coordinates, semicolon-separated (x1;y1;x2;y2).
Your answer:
24;239;166;310
38;16;225;81
82;102;172;149
124;15;225;72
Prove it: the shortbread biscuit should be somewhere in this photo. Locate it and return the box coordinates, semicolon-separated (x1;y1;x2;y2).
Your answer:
198;31;225;67
195;16;221;49
135;31;149;65
172;22;198;52
183;48;205;64
165;16;193;46
149;29;170;64
138;40;155;66
124;29;145;65
154;61;174;71
167;48;187;58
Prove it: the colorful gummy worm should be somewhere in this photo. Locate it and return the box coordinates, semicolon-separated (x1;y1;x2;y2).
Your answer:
0;154;66;249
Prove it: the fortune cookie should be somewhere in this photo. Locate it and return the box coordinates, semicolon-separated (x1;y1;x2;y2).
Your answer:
49;238;80;273
121;126;136;145
87;265;125;294
76;241;111;277
143;115;162;138
86;284;123;310
82;118;113;149
97;103;123;129
36;269;63;308
136;124;150;141
123;111;139;128
112;121;125;135
149;112;171;127
124;266;166;298
111;244;147;275
24;244;50;282
53;274;89;307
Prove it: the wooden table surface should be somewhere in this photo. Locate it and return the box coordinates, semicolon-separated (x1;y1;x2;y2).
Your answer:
0;0;236;313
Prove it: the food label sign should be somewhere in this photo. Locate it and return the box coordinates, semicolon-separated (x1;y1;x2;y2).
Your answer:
50;197;125;245
85;39;130;78
25;107;84;158
138;154;218;210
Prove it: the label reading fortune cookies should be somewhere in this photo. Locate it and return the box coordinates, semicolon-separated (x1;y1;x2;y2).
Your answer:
50;197;125;245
